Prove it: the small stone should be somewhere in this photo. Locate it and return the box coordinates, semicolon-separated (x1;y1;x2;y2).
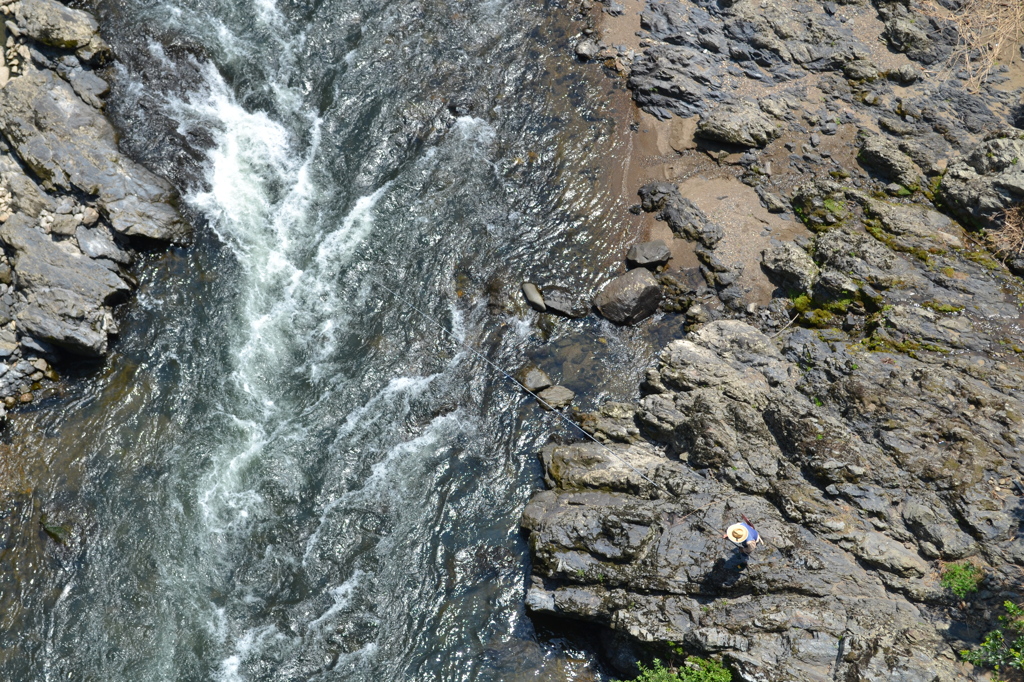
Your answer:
756;188;787;213
49;213;80;236
29;370;43;381
3;396;14;408
82;207;100;226
575;39;600;61
542;287;586;318
537;385;575;410
625;240;671;269
521;282;545;312
31;358;47;371
686;303;709;323
18;392;32;403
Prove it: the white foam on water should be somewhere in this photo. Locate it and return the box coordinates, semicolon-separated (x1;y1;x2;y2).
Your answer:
79;0;541;676
306;570;364;632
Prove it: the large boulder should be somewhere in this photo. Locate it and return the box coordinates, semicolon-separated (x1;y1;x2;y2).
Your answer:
593;268;662;325
696;101;780;148
940;134;1024;230
0;68;188;243
0;213;127;355
13;0;110;61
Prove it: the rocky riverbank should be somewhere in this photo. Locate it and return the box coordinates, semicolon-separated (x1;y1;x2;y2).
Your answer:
521;0;1024;679
0;0;185;411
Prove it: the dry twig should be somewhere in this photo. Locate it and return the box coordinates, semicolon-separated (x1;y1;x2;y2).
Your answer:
990;203;1024;260
922;0;1024;91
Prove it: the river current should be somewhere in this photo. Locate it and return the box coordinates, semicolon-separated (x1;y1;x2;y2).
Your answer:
0;0;667;679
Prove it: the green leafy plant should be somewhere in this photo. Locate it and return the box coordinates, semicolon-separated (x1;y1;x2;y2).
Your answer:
627;657;732;682
940;561;983;599
961;601;1024;680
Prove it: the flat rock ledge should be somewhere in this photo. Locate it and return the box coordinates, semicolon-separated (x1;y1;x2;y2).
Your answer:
0;0;188;408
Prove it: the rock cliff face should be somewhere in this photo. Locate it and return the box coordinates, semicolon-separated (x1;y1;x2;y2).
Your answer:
0;0;187;406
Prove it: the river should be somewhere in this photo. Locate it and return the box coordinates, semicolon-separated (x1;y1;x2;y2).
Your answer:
0;0;666;679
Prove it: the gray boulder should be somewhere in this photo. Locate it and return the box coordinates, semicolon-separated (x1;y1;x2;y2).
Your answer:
696;101;779;148
575;39;600;61
625;240;671;269
0;68;188;243
859;135;922;188
13;0;110;61
593;268;662;325
0;213;127;355
542;286;587;318
761;242;819;293
940;134;1024;230
3;166;55;218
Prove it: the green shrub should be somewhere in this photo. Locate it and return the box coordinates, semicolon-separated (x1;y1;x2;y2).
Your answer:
961;601;1024;680
629;657;732;682
941;562;983;599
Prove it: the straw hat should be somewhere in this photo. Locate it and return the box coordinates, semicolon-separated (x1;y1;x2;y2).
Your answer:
726;523;749;543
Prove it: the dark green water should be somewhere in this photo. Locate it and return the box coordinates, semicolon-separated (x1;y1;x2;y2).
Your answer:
0;0;667;678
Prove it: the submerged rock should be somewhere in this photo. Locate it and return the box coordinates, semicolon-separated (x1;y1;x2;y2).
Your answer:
518;365;553;393
536;385;574;410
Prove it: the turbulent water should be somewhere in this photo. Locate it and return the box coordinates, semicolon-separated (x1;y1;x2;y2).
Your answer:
0;0;670;679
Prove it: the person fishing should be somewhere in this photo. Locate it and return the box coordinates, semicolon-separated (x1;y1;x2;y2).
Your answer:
723;515;762;555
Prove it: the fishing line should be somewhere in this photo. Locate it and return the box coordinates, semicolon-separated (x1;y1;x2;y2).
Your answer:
365;275;684;502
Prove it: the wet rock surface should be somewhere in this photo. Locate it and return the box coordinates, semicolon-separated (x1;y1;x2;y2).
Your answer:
0;0;187;405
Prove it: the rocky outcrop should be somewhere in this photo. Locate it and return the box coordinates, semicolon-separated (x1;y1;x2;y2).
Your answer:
13;0;110;60
524;156;1024;678
0;212;126;355
524;313;1023;680
0;68;187;243
941;133;1024;230
0;0;188;404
